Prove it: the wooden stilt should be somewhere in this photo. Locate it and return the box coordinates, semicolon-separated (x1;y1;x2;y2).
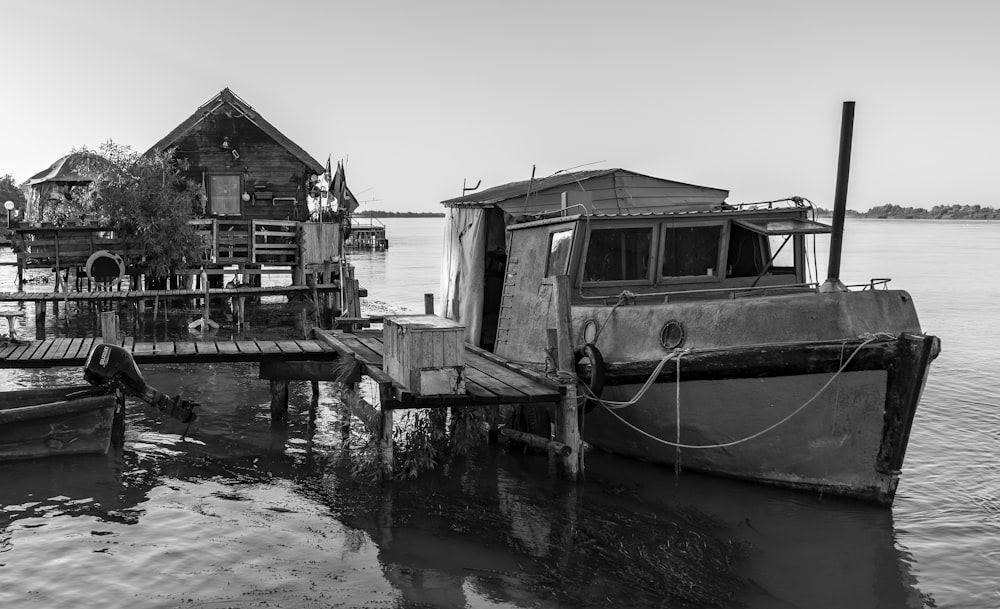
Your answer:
34;300;45;339
101;311;119;344
552;275;582;480
269;379;289;423
378;382;393;476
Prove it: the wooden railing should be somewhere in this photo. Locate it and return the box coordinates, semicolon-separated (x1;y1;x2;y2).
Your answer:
13;219;303;270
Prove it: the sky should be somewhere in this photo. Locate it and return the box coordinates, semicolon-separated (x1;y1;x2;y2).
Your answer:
1;0;997;212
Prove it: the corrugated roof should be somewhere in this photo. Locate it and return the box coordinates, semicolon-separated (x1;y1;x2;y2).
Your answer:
441;168;617;207
145;88;325;174
26;151;114;186
440;168;728;207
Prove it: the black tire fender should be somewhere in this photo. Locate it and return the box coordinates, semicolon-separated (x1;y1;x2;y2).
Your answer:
574;343;605;413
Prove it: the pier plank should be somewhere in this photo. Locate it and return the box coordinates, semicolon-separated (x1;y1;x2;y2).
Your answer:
43;338;73;360
256;341;283;355
174;341;196;356
463;366;530;401
464;351;560;401
336;334;384;365
274;340;304;354
194;341;220;356
15;340;50;361
234;340;261;355
132;341;156;356
216;341;240;355
0;343;20;359
293;339;324;354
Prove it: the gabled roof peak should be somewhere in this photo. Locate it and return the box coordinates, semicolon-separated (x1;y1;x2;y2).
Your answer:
147;88;322;173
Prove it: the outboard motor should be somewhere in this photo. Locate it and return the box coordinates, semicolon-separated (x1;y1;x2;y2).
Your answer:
83;343;198;424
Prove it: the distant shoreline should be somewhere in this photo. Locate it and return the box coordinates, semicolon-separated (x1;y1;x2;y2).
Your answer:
815;205;999;220
358;211;444;218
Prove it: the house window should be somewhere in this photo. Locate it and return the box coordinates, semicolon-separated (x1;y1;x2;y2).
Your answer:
208;174;242;215
545;229;574;277
583;227;652;282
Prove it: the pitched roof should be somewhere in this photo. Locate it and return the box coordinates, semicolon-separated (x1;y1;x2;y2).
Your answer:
440;168;728;207
146;88;325;174
26;151;114;186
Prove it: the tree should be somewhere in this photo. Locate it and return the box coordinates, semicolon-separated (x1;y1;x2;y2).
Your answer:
85;142;204;281
0;174;26;226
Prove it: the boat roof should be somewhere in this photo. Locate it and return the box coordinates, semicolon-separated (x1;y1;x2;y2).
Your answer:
441;168;728;208
507;202;828;233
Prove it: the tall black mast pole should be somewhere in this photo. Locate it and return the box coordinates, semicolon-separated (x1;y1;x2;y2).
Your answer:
821;100;855;292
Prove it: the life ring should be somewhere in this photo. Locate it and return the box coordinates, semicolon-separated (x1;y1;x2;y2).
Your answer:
574;343;605;413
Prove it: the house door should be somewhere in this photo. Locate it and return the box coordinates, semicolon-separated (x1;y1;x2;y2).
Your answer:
208;174;242;216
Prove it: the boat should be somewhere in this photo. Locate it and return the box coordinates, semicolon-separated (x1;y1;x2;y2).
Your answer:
439;104;940;505
0;386;120;461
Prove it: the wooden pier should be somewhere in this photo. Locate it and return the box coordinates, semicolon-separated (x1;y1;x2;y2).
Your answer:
0;284;343;304
0;336;338;368
311;328;562;410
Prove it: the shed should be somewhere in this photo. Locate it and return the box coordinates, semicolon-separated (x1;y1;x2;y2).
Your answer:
23;151;114;224
147;88;325;222
439;168;729;348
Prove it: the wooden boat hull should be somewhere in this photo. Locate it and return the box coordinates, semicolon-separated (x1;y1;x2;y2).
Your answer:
0;386;119;461
582;333;939;504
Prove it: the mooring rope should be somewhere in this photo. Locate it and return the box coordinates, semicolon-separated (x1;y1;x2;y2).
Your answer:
585;333;893;450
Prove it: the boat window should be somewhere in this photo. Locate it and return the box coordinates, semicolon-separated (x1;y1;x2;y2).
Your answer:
583;227;652;282
768;235;796;273
545;229;574;277
661;225;722;278
726;223;765;277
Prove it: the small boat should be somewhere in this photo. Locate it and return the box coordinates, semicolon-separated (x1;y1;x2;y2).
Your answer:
0;386;119;461
440;105;940;505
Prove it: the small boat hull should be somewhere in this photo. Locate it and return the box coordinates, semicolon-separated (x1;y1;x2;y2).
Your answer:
582;333;939;505
0;386;119;461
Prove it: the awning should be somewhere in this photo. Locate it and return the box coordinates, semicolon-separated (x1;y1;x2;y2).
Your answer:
733;218;832;236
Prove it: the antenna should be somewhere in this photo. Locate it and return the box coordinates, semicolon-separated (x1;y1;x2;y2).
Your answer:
462;178;481;195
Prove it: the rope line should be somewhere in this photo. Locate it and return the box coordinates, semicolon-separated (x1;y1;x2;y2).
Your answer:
590;334;890;450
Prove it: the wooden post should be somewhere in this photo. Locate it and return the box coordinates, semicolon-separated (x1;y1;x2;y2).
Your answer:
424;293;435;316
100;311;119;344
134;273;145;314
202;269;210;321
269;379;289;423
553;275;581;480
311;270;322;328
378;382;394;476
34;300;44;339
423;292;448;441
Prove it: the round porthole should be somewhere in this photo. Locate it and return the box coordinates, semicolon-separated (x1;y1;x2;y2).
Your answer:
659;320;686;350
583;319;599;344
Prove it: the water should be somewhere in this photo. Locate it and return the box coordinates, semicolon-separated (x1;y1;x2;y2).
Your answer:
1;217;997;608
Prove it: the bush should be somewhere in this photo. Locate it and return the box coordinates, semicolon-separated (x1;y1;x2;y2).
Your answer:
87;142;204;281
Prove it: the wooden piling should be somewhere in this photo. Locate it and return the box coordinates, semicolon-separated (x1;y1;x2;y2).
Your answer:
378;381;394;476
100;311;119;344
552;275;581;480
269;379;289;422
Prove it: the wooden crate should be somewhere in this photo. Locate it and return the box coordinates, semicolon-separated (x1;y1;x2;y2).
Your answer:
383;315;465;396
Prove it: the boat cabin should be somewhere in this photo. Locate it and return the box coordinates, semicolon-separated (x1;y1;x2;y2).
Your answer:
440;169;831;350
